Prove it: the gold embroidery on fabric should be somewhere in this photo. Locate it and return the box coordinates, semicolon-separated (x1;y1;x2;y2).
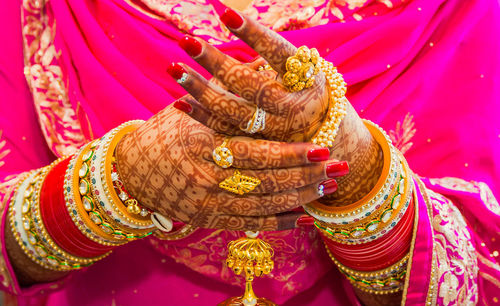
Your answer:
479;271;500;289
477;252;500;273
428;177;479;193
0;131;10;168
389;113;416;155
428;190;479;305
415;177;438;306
476;182;500;215
21;0;85;157
150;228;321;294
134;0;395;45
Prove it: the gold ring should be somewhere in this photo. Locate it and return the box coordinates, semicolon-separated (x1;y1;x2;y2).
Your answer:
282;46;321;92
219;170;261;195
241;107;266;134
213;137;234;169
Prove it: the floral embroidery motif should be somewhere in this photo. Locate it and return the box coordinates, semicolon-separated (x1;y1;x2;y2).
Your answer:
389;113;416;154
137;0;398;45
429;190;479;305
149;228;323;294
0;131;10;169
476;182;500;215
429;177;479;193
21;0;85;157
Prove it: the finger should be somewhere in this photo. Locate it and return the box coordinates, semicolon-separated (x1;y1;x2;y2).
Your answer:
214;179;338;216
199;134;334;169
178;36;288;114
212;211;306;231
219;8;297;75
214;160;345;194
173;98;247;136
167;62;280;132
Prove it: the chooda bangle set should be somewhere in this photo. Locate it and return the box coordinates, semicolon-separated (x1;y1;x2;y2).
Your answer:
9;121;175;271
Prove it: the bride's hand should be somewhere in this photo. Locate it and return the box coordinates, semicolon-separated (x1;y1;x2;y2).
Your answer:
116;106;348;231
167;9;329;142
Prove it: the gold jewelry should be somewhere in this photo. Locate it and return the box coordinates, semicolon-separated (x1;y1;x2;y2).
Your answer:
241;107;266;134
283;46;321;92
221;231;276;305
310;62;348;148
219;170;261;195
213;137;234;168
324;244;408;295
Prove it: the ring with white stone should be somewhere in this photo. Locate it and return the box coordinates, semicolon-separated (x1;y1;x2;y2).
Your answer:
317;184;325;197
212;137;234;168
241;107;266;134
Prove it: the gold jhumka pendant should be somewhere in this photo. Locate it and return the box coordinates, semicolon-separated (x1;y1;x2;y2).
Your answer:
219;232;276;306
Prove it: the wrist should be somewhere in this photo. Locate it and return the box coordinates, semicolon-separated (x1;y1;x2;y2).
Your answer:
320;104;384;206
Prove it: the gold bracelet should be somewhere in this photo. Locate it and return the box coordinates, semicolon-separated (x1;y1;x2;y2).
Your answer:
311;61;348;148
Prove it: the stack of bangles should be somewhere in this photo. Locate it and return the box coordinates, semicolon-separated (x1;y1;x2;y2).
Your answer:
281;46;415;295
304;120;415;295
8;121;179;271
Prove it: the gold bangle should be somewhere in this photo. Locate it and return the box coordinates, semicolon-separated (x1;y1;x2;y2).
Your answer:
324;244;408;294
30;158;109;266
102;123;153;229
316;154;412;241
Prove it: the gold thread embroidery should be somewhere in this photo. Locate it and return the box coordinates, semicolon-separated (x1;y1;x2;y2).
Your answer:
21;0;86;157
389;113;416;155
0;131;10;168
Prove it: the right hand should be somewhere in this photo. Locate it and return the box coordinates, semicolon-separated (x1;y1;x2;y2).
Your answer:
115;105;347;231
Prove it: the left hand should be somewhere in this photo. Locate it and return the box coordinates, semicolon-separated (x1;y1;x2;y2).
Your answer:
167;8;329;142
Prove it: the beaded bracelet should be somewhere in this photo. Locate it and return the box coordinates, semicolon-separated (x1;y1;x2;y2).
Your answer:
311;60;348;148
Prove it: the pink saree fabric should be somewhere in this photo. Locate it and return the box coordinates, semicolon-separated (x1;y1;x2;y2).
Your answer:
0;0;499;305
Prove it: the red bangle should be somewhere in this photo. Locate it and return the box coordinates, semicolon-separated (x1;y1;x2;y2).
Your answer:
322;198;414;271
40;157;114;257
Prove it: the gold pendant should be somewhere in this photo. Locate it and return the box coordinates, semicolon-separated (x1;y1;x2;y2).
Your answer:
219;232;276;306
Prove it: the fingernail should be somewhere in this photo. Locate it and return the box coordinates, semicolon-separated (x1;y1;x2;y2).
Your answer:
296;215;315;227
178;36;202;57
167;63;188;83
319;179;337;195
326;161;349;178
173;100;192;113
307;148;330;162
220;8;244;30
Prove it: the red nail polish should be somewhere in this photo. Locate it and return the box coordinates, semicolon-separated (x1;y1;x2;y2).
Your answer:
173;100;192;113
166;63;187;81
296;216;315;227
307;148;330;162
320;179;338;195
326;161;349;178
178;36;202;57
220;8;244;30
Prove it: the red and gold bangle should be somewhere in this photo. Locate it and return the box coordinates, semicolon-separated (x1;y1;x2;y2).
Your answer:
322;197;414;271
41;156;114;258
